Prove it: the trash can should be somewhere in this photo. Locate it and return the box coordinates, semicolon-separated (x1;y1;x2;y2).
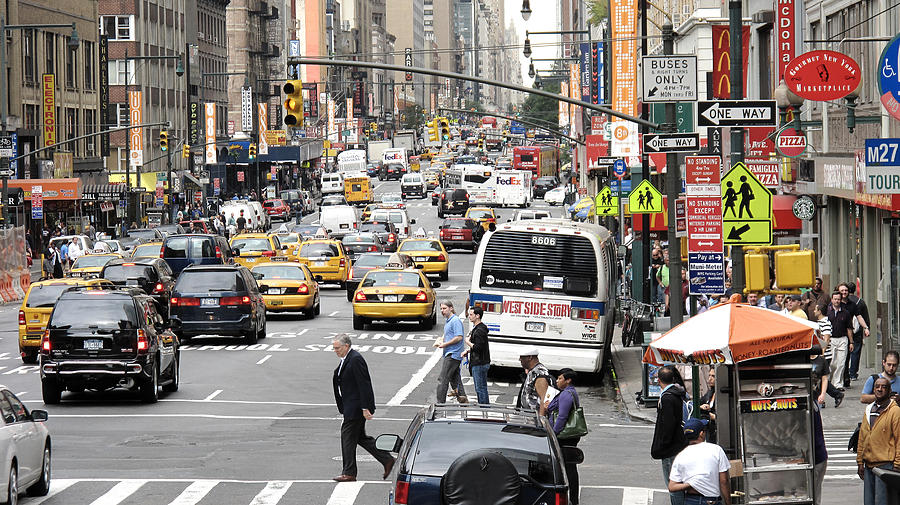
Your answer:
873;467;900;505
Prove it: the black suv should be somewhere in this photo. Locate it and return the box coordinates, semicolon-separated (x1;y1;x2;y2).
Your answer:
534;176;560;199
40;287;180;404
380;163;405;181
100;258;177;316
376;405;577;505
437;188;470;218
169;265;266;344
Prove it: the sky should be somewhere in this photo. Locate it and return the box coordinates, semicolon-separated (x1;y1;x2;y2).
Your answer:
504;0;561;88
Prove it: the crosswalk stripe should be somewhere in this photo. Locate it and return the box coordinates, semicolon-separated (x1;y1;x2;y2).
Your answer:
620;486;652;505
27;478;79;504
325;481;365;505
88;480;147;505
248;481;292;505
167;480;219;505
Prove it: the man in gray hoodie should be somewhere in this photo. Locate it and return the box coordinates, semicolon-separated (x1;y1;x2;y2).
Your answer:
651;365;689;505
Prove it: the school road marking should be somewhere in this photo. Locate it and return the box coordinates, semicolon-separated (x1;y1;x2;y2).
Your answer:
386;348;442;406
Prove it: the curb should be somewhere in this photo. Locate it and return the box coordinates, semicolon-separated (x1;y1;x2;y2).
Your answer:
610;327;657;424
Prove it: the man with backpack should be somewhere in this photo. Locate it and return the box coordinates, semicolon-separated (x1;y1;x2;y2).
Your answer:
860;351;900;404
652;365;689;505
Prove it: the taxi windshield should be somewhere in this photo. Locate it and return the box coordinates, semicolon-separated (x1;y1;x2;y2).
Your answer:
253;266;307;281
131;244;161;258
231;238;272;252
72;255;117;268
468;210;493;219
300;243;340;258
361;271;423;288
399;241;441;252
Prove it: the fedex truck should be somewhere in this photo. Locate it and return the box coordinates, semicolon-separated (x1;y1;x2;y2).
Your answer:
381;148;408;171
458;166;532;207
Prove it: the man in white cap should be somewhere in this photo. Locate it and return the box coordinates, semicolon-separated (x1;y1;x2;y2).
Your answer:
517;347;553;414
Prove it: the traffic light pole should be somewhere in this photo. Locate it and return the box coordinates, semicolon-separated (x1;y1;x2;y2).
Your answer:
663;23;683;327
729;0;746;295
166;147;173;224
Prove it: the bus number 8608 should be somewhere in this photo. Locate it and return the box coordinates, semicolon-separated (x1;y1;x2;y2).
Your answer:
531;235;556;246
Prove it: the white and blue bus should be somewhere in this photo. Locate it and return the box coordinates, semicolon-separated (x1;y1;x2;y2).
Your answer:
469;219;618;373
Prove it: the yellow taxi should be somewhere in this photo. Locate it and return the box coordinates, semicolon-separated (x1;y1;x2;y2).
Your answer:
430;161;448;175
273;232;302;255
130;241;163;259
18;277;112;363
423;171;440;190
361;203;379;221
397;237;450;281
294;239;351;288
251;262;320;318
230;233;288;268
68;253;123;278
466;207;499;232
351;264;441;331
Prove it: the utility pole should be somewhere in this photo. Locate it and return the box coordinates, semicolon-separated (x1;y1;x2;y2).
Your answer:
663;22;684;326
729;0;745;294
639;0;652;304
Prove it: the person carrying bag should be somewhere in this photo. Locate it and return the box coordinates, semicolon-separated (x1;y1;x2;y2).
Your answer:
544;368;588;505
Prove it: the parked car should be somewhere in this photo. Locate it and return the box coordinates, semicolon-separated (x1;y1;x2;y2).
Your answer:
438;217;484;252
169;265;267;343
0;386;51;501
40;286;179;404
376;405;577;505
160;234;234;276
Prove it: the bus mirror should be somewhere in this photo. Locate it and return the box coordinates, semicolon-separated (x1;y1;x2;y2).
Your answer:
617;245;627;259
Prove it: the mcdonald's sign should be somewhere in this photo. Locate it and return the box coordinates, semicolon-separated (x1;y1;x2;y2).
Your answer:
711;25;751;99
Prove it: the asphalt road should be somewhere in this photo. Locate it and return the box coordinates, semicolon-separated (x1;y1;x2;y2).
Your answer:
0;169;855;504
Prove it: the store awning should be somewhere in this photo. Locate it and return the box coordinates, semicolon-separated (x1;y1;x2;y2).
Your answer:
82;184;127;201
773;195;802;231
7;178;81;200
182;172;203;189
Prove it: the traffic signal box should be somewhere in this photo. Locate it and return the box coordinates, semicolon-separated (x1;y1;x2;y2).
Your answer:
439;117;450;140
159;131;169;152
744;251;771;293
426;120;439;142
774;249;817;289
249;143;257;160
283;80;304;127
182;144;190;159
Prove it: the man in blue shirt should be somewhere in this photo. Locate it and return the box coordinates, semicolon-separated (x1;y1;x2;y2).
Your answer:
435;300;468;404
860;351;900;404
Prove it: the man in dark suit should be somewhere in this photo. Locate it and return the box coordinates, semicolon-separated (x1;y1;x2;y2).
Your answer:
332;334;395;482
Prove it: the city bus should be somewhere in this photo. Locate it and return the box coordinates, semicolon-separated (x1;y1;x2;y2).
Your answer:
513;145;559;179
469;219;618;373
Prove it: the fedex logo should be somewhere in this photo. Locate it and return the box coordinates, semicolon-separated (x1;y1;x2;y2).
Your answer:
497;177;521;185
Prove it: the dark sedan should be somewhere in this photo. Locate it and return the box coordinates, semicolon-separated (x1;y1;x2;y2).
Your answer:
341;233;385;260
358;221;399;252
533;176;560;199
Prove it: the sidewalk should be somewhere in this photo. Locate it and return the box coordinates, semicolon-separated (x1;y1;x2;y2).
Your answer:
610;327;876;431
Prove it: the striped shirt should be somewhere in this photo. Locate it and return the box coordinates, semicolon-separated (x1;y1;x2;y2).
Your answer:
818;317;833;360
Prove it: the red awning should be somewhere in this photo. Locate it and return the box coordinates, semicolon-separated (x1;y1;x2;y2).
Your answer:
773;195;802;231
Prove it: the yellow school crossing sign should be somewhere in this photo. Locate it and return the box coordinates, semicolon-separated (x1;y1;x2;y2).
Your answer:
594;186;618;216
628;179;663;213
721;162;772;245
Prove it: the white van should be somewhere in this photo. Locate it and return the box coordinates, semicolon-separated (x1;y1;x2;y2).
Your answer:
321;172;345;195
319;205;359;238
400;173;427;199
222;202;258;230
246;200;269;229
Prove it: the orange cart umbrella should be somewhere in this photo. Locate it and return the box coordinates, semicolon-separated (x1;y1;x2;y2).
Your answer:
642;302;821;366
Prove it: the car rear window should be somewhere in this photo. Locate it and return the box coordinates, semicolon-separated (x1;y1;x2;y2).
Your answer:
252;265;307;281
72;255;117;269
103;265;157;282
132;243;162;258
354;255;391;268
50;297;139;330
359;223;390;234
128;230;157;241
399;241;442;252
412;422;555;481
175;271;241;292
441;219;473;229
164;237;215;258
300;243;340;258
468;210;492;219
361;271;423;288
231;238;272;252
27;284;75;308
343;234;377;244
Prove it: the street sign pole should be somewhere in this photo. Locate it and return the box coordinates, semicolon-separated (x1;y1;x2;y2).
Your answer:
662;23;684;327
729;0;746;295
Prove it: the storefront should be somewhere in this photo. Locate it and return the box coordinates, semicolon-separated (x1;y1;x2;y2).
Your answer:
7;178;84;243
81;184;127;236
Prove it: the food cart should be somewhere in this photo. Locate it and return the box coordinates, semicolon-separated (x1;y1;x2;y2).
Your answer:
644;302;821;505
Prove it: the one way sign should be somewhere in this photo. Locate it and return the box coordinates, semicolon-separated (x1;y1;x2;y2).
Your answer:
698;100;777;127
643;133;700;153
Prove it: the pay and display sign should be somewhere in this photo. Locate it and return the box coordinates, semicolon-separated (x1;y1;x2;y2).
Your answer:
688;252;726;295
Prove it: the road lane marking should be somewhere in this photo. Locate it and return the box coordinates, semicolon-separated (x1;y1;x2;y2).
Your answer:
88;480;147;505
204;390;223;401
45;413;416;421
27;478;78;504
329;311;340;317
167;480;218;505
620;486;652;505
326;481;365;505
256;355;272;365
387;347;443;406
249;481;292;505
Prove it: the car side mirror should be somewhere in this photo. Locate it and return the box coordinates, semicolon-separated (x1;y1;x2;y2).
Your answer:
258;284;269;292
416;264;424;269
431;281;441;288
375;434;403;453
31;410;48;422
507;219;512;223
282;244;289;250
409;218;416;224
232;249;241;256
314;275;324;282
488;223;497;232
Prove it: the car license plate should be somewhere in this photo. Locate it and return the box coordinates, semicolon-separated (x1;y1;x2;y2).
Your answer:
83;339;103;350
452;235;464;240
268;288;282;295
525;322;546;333
415;256;428;262
202;298;218;307
340;224;349;229
384;294;399;302
315;261;327;267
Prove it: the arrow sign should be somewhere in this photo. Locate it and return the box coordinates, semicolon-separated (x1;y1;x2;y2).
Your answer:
727;224;752;240
698;100;777;127
643;133;701;153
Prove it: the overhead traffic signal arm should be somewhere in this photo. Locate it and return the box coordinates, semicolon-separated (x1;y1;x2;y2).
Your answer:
283;79;304;127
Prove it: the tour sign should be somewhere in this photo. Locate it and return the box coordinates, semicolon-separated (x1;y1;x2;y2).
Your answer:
641;55;698;102
594;186;618;216
776;127;808;158
698;100;777;127
628;179;663;214
643;133;700;153
863;138;900;194
721;162;772;245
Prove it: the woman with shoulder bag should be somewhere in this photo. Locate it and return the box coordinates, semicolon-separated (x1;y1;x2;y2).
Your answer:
544;368;587;505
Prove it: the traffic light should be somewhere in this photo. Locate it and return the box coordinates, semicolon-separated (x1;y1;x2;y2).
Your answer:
744;251;771;293
248;143;257;160
283;79;304;127
426;119;439;142
370;122;377;133
439;117;450;140
182;144;190;159
478;138;485;150
159;131;169;152
774;249;816;289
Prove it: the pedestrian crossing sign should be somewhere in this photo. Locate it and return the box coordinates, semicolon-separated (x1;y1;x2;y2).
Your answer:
628;179;663;214
595;186;618;216
721;162;772;245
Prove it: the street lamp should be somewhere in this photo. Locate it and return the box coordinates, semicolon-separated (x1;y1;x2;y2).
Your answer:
175;56;185;77
774;79;804;131
523;35;532;58
528;61;535;79
521;0;532;21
